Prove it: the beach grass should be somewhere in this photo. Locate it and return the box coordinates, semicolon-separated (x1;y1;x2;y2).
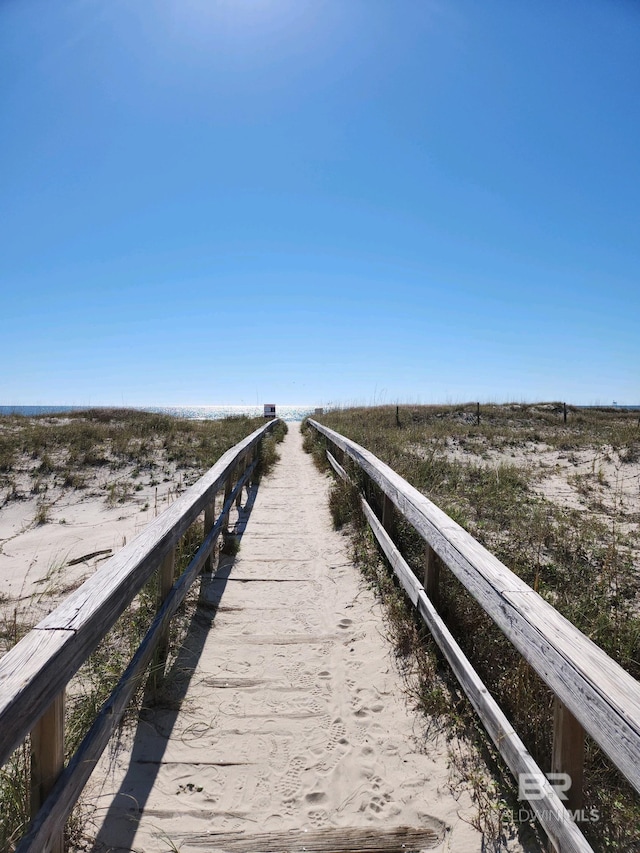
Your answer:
304;403;640;852
0;408;285;851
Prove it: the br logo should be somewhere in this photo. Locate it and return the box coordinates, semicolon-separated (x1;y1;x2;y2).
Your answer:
518;773;572;801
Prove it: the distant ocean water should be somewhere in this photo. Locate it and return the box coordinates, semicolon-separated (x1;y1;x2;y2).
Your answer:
2;404;639;421
0;404;317;422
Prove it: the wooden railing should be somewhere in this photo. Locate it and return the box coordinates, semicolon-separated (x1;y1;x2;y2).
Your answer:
0;418;280;853
307;419;640;853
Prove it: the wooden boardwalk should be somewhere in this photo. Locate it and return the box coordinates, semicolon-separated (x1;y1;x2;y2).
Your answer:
10;416;635;851
84;425;476;852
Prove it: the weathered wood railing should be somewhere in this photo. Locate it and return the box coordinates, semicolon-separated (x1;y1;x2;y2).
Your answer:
0;418;280;853
307;419;640;853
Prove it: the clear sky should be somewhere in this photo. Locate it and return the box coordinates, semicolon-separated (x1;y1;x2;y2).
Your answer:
2;0;638;407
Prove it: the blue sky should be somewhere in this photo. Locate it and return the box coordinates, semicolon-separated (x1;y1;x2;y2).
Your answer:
2;0;638;407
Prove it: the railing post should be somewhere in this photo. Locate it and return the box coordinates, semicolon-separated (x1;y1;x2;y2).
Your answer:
31;691;65;853
203;498;215;573
235;453;247;508
423;543;440;609
251;442;260;485
551;696;584;814
155;548;176;673
381;493;394;536
222;472;233;532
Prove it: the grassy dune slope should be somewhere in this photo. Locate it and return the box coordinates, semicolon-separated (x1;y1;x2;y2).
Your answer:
305;403;640;852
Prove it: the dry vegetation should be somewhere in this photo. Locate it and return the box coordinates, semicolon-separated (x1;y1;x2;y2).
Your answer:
304;403;640;853
0;407;267;517
0;409;286;852
0;409;271;625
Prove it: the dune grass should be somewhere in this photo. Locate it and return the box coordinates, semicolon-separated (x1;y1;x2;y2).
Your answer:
0;409;285;852
0;408;274;509
304;403;640;852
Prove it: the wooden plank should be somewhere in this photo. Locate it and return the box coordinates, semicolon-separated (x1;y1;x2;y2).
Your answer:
222;473;234;532
0;628;71;763
0;420;277;769
503;589;640;737
180;824;445;851
15;464;256;853
158;550;175;608
235;453;247;508
251;443;260;485
423;543;439;609
361;502;421;608
552;697;585;814
326;450;348;481
203;500;215;573
361;495;594;853
30;692;65;853
155;548;176;670
308;419;640;796
381;493;394;535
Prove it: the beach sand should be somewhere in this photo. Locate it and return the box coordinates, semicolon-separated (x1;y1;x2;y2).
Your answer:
0;461;180;638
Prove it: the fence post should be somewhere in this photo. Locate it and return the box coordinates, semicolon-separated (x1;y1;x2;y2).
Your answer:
423;544;440;609
381;493;394;536
235;453;247;509
203;499;215;574
251;442;260;485
551;696;584;814
222;472;234;532
154;548;176;675
31;692;65;853
476;402;480;426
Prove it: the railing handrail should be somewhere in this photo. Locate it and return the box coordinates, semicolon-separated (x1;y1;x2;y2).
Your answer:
0;418;279;768
307;419;640;797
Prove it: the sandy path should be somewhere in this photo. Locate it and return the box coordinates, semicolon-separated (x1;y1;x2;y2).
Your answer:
85;425;489;852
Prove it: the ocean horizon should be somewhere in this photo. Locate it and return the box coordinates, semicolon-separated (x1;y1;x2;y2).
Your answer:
0;404;319;422
1;402;639;422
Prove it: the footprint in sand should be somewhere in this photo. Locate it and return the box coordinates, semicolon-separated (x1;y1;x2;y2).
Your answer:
285;660;319;690
307;808;328;828
353;775;395;817
305;790;327;804
367;793;393;814
315;716;349;773
276;754;305;800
